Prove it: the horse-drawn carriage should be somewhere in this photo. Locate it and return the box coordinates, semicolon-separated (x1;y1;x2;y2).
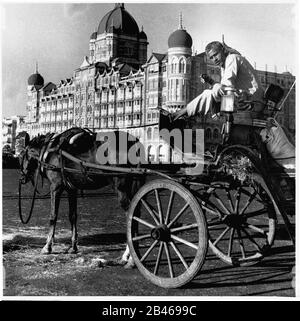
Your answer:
18;84;295;289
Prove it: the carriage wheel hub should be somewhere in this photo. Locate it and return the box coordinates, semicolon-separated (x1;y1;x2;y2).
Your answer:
223;215;246;228
151;224;170;242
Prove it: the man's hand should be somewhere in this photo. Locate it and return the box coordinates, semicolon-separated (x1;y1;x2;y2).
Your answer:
212;83;225;98
236;90;249;102
200;74;215;86
218;85;227;96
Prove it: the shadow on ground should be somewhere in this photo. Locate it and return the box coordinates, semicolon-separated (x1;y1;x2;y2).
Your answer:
3;232;127;253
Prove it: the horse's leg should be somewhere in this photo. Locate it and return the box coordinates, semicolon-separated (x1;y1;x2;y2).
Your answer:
121;244;135;269
68;189;78;254
113;177;137;268
41;185;63;254
121;177;145;268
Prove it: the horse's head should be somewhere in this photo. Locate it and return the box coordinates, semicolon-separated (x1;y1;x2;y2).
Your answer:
19;134;45;184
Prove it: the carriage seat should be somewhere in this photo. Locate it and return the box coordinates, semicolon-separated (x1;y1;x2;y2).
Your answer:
232;83;284;127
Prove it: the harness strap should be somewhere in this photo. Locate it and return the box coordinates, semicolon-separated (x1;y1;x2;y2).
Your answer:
59;149;77;190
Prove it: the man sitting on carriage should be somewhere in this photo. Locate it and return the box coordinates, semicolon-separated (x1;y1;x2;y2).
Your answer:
172;41;295;200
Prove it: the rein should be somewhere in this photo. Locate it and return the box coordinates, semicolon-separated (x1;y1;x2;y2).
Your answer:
18;161;41;224
18;135;57;224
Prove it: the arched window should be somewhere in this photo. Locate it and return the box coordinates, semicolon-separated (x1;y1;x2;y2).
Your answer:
205;128;212;141
213;128;219;140
153;126;159;139
147;127;152;140
147;145;155;162
171;57;177;74
179;58;186;73
158;145;164;162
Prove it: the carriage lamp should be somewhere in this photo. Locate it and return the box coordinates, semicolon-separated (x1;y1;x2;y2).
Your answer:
220;86;236;143
220;86;236;113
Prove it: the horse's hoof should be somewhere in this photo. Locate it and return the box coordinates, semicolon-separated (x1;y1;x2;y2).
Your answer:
124;259;135;269
114;256;127;266
70;248;78;254
41;247;52;255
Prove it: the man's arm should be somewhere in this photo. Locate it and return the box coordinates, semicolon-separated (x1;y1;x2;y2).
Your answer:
221;54;239;87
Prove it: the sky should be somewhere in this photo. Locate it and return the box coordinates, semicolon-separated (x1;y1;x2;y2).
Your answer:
1;0;298;118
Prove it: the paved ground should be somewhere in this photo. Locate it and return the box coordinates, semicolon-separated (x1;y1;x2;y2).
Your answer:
2;169;295;297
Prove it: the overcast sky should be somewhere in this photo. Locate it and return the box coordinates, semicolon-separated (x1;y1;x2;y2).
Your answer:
1;1;298;118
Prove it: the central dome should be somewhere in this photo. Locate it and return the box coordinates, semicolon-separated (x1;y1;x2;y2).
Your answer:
97;3;139;36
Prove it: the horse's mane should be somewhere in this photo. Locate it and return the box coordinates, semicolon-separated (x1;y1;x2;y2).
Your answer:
28;128;95;154
28;134;49;149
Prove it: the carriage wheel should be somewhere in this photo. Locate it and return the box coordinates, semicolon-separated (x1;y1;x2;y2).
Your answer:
203;173;277;266
127;179;208;288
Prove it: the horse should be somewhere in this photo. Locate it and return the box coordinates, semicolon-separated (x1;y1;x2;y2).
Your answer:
18;127;145;268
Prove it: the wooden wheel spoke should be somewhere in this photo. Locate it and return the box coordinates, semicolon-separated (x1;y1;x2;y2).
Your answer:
240;187;264;204
170;241;189;270
234;187;242;213
213;226;231;246
132;216;155;229
226;189;234;212
244;223;267;237
207;219;226;229
132;233;152;241
171;234;198;250
164;190;174;225
154;242;164;275
241;227;263;252
200;200;222;217
239;191;258;215
213;192;231;215
164;242;174;278
141;199;160;225
170;223;198;233
167;202;189;228
242;208;269;218
228;228;235;256
140;240;159;263
236;229;246;258
155;189;163;224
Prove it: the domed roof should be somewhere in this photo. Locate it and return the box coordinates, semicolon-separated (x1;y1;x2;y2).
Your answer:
168;28;193;48
28;72;44;87
90;31;97;40
97;4;139;36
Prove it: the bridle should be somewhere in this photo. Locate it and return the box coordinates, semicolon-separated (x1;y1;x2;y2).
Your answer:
18;142;57;224
18;146;42;224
